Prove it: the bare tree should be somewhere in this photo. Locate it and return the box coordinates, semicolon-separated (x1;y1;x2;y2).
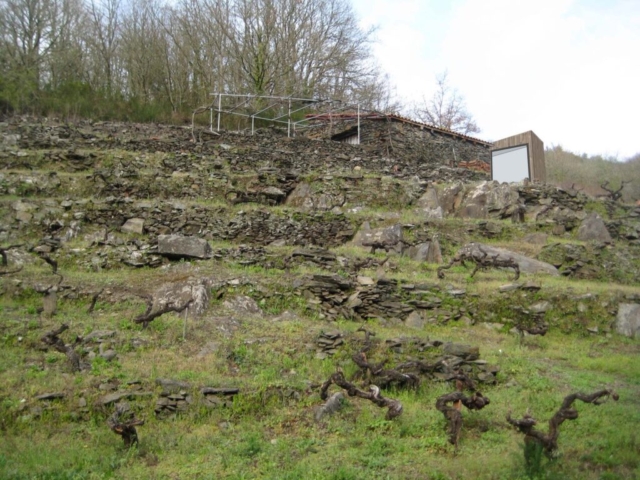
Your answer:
0;0;87;117
45;0;86;92
85;0;121;96
0;0;80;100
1;0;396;117
120;0;169;103
413;71;480;135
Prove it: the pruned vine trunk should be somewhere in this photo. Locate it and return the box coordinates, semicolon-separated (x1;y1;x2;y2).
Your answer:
507;389;619;456
320;372;403;420
351;351;420;390
107;403;144;448
133;293;194;328
438;244;519;280
436;390;490;448
87;288;104;314
41;324;84;372
0;244;23;266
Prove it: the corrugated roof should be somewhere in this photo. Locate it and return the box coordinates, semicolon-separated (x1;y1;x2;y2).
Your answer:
306;113;492;146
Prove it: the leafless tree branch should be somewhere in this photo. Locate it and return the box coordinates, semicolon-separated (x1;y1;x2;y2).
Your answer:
413;71;480;135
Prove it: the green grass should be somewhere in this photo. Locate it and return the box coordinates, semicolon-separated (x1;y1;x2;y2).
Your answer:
1;282;638;479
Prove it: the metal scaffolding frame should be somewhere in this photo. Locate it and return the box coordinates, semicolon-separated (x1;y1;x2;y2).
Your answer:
207;93;362;144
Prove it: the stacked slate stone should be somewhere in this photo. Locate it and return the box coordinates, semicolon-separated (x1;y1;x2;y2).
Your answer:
211;245;268;265
404;285;444;311
348;279;414;321
517;184;589;212
422;165;488;183
154;379;240;417
289;248;338;269
315;331;344;359
465;221;504;239
300;274;354;321
84;236;163;270
385;336;443;353
11;199;354;247
439;342;500;385
0;171;63;196
607;206;640;242
46;150;97;171
154;378;193;418
300;276;448;322
155;391;192;417
538;243;600;278
256;167;300;196
201;387;240;408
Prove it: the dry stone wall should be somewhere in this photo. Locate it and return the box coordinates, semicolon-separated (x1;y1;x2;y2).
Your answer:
1;117;491;181
306;119;491;165
2;198;355;247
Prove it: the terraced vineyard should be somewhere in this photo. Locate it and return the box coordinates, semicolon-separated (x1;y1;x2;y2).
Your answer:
1;118;639;479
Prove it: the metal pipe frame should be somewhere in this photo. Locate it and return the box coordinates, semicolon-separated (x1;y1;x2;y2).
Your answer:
207;93;366;139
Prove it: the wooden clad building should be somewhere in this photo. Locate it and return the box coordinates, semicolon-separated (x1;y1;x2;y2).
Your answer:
491;131;546;183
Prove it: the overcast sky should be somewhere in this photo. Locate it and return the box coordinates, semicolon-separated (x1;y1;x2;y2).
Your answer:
350;0;640;159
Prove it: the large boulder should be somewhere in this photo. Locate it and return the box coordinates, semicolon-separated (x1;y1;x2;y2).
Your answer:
314;392;345;422
153;279;211;316
577;213;613;243
403;175;427;203
439;182;464;215
537;207;586;231
455;181;521;219
427;237;443;264
423;206;444;220
456;181;492;219
434;181;522;219
262;186;286;200
222;295;263;317
443;343;480;360
405;238;442;263
415;185;440;210
487;182;521;217
157;234;212;259
615;304;640;339
285;182;314;210
405;311;426;329
523;233;549;245
404;243;430;262
352;223;403;252
13;200;35;223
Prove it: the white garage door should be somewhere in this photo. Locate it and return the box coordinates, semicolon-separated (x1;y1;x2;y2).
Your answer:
491;145;530;183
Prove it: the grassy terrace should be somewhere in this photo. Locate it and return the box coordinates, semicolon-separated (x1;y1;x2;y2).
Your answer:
1;252;639;480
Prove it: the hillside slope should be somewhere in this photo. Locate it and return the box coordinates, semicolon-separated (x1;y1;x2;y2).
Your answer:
1;118;639;480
